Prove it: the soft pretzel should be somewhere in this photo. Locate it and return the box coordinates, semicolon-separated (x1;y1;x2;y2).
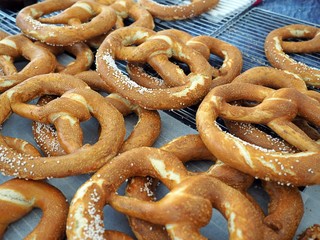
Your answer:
138;0;219;20
16;0;117;46
96;26;212;110
127;30;242;89
32;92;161;156
225;66;320;152
126;135;303;240
0;73;126;179
265;24;320;87
0;34;56;92
196;82;320;186
0;178;68;240
125;134;253;240
298;224;320;240
67;146;303;240
87;1;155;48
35;41;94;75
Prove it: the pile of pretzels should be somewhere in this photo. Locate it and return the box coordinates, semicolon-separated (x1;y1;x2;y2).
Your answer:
0;0;319;239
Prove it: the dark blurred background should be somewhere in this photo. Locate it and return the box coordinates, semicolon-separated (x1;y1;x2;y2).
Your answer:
256;0;319;24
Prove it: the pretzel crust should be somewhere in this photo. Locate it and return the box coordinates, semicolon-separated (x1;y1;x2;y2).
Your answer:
16;0;117;46
67;146;303;240
196;82;320;186
96;26;212;110
138;0;219;20
0;34;56;92
0;178;68;239
0;73;125;179
265;24;320;87
67;147;267;240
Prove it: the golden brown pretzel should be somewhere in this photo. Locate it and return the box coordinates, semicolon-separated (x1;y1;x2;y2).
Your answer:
35;41;94;75
0;178;68;240
0;73;125;179
127;30;242;89
32;92;161;156
265;24;320;87
196;82;320;186
229;67;320;149
126;135;303;240
16;0;117;46
0;34;56;92
87;1;155;48
298;224;320;240
96;26;212;110
138;0;219;20
67;146;303;240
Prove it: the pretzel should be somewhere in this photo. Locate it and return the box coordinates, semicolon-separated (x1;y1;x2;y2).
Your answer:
127;30;242;89
0;34;56;92
87;0;155;48
125;134;253;239
265;24;320;87
298;224;320;240
35;41;94;75
126;135;303;240
67;146;303;240
224;66;320;152
0;178;68;239
16;0;117;46
138;0;219;20
96;26;212;110
32;92;161;156
0;73;126;179
196;82;320;186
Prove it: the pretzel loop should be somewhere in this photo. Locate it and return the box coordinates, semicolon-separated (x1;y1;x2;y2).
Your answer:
96;27;212;109
0;34;56;91
197;82;320;186
265;24;320;86
0;73;126;179
16;0;117;45
138;0;219;20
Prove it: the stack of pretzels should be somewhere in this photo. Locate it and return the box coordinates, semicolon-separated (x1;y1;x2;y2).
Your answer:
0;0;319;239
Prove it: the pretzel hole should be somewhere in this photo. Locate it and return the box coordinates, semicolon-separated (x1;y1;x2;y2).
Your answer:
3;208;42;238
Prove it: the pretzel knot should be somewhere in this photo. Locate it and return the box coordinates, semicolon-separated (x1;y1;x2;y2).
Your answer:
0;73;125;179
67;146;303;240
138;0;219;20
16;0;117;46
96;26;212;110
265;24;320;87
196;82;320;186
0;34;56;92
127;29;242;90
0;178;68;239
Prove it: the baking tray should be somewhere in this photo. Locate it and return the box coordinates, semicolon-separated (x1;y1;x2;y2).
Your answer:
0;1;319;239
